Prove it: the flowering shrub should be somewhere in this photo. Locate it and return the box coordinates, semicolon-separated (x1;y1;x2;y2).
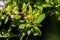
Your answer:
0;0;60;40
0;0;46;40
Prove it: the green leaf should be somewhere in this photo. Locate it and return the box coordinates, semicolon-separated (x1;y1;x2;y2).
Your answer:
19;20;25;23
13;0;17;6
6;5;12;12
7;12;11;15
14;15;21;19
33;13;39;20
8;0;11;2
1;15;6;19
12;6;18;11
0;11;2;17
45;0;49;3
19;24;25;29
34;14;45;24
33;27;41;36
22;3;27;11
26;2;30;7
12;6;18;14
33;10;36;14
27;30;31;35
37;6;43;13
25;23;31;28
29;5;32;14
4;16;9;24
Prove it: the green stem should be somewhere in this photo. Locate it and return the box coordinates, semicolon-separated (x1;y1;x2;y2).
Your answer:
20;33;25;40
26;35;30;40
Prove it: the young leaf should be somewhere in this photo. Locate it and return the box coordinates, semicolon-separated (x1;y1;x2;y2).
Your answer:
12;6;18;11
27;30;31;35
34;14;45;24
12;6;18;14
4;16;9;24
6;5;12;12
29;5;32;14
33;13;39;20
33;27;41;36
37;6;43;13
14;15;21;19
13;0;17;6
19;24;25;29
22;3;27;11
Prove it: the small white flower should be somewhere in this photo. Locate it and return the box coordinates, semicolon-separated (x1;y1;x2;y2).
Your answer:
10;15;14;19
0;1;5;5
0;1;7;10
